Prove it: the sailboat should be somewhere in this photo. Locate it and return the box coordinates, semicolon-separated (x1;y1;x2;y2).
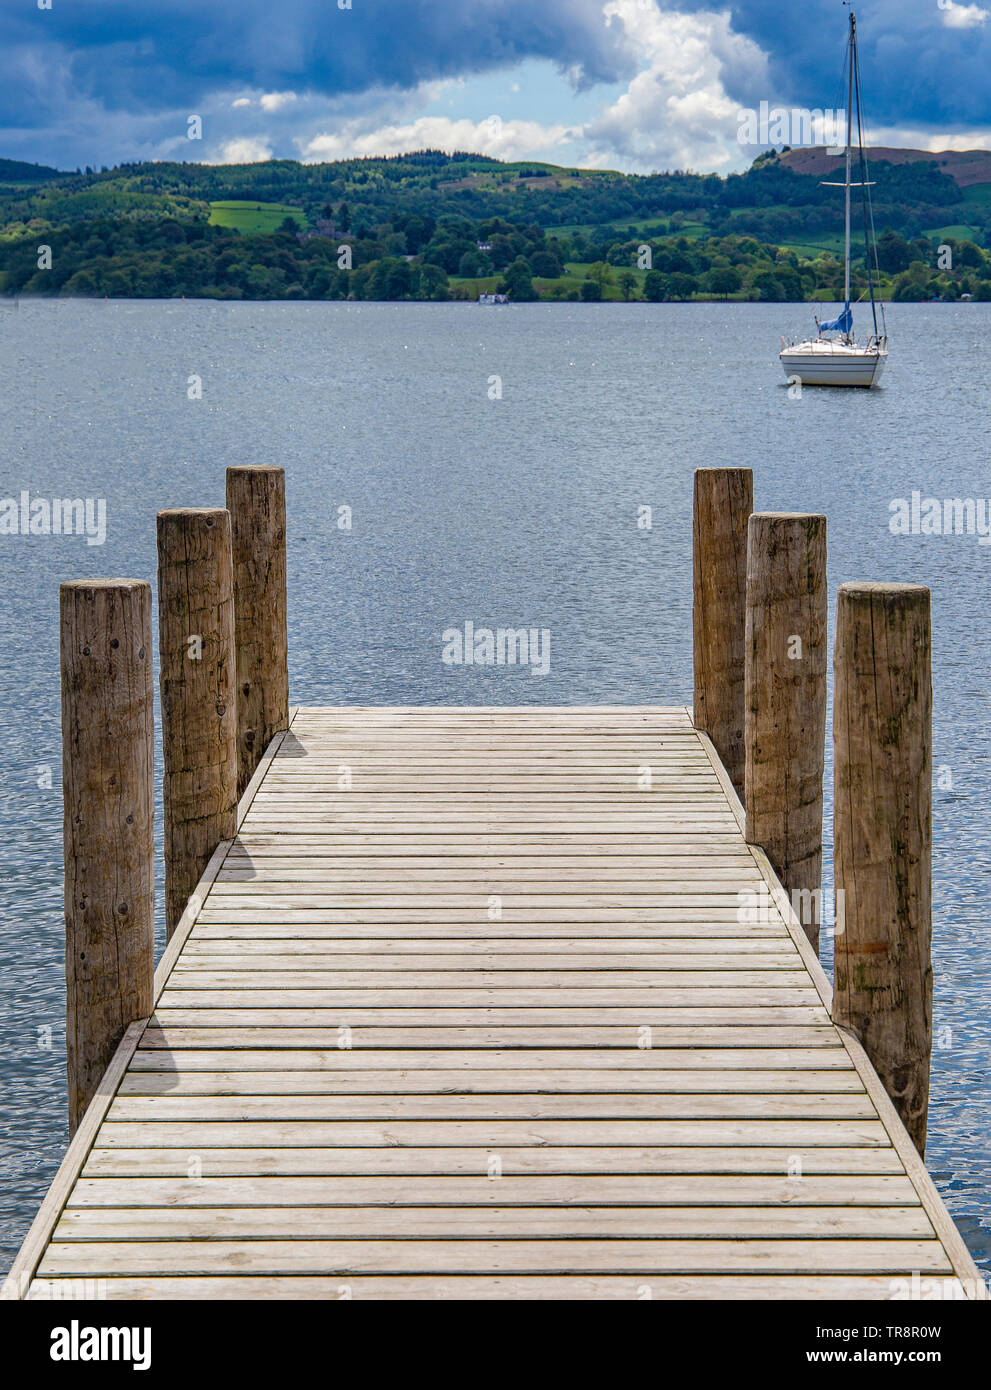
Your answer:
780;8;888;388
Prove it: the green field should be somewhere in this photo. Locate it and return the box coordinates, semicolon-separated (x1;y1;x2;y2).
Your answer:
451;262;652;301
921;222;982;242
208;201;308;234
564;262;649;298
449;274;502;297
916;188;991;243
775;233;849;258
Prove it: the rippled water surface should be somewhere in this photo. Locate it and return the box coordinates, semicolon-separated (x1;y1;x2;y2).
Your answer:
1;299;989;1277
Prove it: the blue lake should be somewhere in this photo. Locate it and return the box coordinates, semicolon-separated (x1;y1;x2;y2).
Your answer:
1;298;989;1275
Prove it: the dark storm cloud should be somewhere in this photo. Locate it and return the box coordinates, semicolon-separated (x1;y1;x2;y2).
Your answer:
0;0;634;121
1;1;989;169
672;0;991;128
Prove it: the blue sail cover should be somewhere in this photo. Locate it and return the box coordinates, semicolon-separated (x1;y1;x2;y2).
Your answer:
819;303;852;334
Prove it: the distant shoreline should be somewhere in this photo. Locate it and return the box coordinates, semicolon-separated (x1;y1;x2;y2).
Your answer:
3;149;988;307
2;294;982;306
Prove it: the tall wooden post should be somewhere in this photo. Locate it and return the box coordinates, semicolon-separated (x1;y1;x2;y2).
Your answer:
693;467;753;799
158;508;238;938
60;579;154;1134
226;465;289;798
832;582;933;1155
745;512;827;951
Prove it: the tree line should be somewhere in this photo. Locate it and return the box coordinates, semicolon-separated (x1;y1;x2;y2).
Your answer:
2;148;985;254
2;210;989;304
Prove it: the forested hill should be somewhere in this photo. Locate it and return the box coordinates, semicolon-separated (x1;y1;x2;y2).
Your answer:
0;146;979;241
0;158;65;184
1;147;990;304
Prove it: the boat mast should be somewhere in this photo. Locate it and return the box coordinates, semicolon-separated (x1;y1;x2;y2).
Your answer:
844;11;854;321
852;13;882;341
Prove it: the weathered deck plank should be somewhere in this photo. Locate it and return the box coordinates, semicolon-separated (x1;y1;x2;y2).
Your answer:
6;706;984;1301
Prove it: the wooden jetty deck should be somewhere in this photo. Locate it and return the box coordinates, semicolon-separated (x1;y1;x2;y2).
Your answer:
7;705;984;1300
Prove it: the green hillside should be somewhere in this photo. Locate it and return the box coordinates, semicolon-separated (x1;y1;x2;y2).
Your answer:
0;157;65;186
0;146;981;241
0;148;988;303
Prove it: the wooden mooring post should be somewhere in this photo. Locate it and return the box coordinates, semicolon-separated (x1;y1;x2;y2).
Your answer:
226;465;290;799
832;582;933;1156
692;467;753;800
157;507;238;938
60;579;155;1134
744;512;827;952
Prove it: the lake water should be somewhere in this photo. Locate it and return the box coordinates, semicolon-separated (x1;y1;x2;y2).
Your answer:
1;298;990;1278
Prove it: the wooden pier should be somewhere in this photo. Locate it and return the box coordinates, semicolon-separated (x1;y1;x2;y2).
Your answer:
3;467;986;1300
4;706;981;1299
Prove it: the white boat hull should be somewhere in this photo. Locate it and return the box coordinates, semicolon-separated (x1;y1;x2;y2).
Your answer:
780;342;887;388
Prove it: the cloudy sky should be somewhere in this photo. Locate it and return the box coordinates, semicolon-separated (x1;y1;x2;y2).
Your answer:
3;0;991;174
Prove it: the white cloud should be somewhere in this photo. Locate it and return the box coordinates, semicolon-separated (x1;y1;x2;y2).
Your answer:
939;1;989;30
854;121;991;152
259;90;299;112
215;2;991;178
919;129;991;150
215;136;274;163
301;114;575;163
298;4;768;175
231;97;252;108
581;1;769;172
